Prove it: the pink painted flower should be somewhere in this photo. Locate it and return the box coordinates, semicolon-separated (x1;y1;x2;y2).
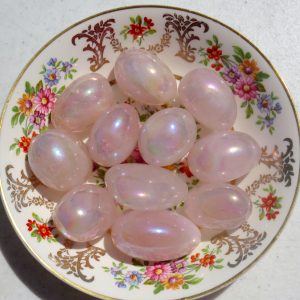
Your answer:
234;76;257;101
144;263;172;282
34;88;56;114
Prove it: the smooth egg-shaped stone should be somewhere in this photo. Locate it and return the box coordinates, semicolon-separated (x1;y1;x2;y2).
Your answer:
53;184;117;242
88;104;139;166
52;73;115;132
111;210;201;261
178;68;237;131
114;49;177;105
105;163;188;210
28;129;92;191
188;131;261;183
185;184;252;230
139;108;197;166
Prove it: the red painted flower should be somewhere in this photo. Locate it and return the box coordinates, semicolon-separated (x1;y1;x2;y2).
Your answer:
179;162;193;177
200;254;216;267
19;136;32;153
129;24;146;40
207;45;222;60
266;211;279;220
144;17;154;29
261;193;277;211
191;253;200;263
26;219;36;231
37;223;52;239
211;62;223;71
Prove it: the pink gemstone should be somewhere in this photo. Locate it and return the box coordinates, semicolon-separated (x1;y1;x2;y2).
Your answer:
53;184;117;242
111;210;201;261
52;73;115;132
188;131;261;183
178;68;237;131
139;108;197;166
105;163;188;210
28;129;92;191
88;104;140;167
114;49;177;105
185;184;252;230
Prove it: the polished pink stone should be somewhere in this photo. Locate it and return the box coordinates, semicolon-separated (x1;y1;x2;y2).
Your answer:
111;210;201;261
178;68;237;131
185;183;252;230
138;108;197;166
53;184;117;242
88;104;140;167
52;73;115;132
105;163;188;210
188;131;261;183
114;49;177;105
28;129;92;191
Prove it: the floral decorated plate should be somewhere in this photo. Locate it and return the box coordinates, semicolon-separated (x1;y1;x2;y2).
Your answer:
0;5;299;300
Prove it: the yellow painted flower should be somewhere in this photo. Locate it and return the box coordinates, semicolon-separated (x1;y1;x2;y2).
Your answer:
163;273;184;290
239;59;260;77
163;164;177;171
18;93;34;116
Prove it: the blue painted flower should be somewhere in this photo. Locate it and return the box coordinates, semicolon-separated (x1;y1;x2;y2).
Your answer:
47;58;57;66
257;94;273;114
125;271;143;286
62;61;73;74
222;65;241;84
115;281;127;288
263;117;274;128
110;267;122;278
44;68;61;87
274;102;282;114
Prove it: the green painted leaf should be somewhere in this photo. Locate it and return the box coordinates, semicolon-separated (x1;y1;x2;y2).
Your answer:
35;80;43;92
184;275;195;280
130;16;135;24
136;15;142;25
52;87;57;93
57;85;65;95
153;284;164;294
37;235;42;242
129;285;135;291
27;124;34;135
215;258;224;263
256;71;270;81
233;46;245;59
245;103;254;118
186;277;203;285
269;127;274;135
39;126;48;134
257;83;266;92
25;81;32;94
11;112;20;127
233;55;243;64
245;52;252;59
241;101;247;108
182;283;189;289
31;230;38;237
9;143;17;150
213;265;224;269
68;73;73;80
12;106;19;113
212;35;218;44
147;29;156;34
259;209;265;220
204;58;209;66
16;148;21;155
274;203;282;209
144;279;156;285
19;113;25;125
256;120;263;125
206;39;212;46
32;212;43;223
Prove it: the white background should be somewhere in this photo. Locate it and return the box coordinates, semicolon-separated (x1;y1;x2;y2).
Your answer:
0;1;299;299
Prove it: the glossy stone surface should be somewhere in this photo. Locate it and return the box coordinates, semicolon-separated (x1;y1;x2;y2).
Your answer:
114;49;177;105
53;184;117;242
111;210;201;261
185;184;252;230
52;73;114;132
139;108;197;166
105;163;188;210
88;104;139;167
188;131;261;183
28;129;92;191
178;68;237;131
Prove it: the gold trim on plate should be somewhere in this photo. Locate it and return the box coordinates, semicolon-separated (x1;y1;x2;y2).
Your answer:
0;5;299;300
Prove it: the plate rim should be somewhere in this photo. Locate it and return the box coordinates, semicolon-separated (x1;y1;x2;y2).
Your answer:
0;4;299;300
